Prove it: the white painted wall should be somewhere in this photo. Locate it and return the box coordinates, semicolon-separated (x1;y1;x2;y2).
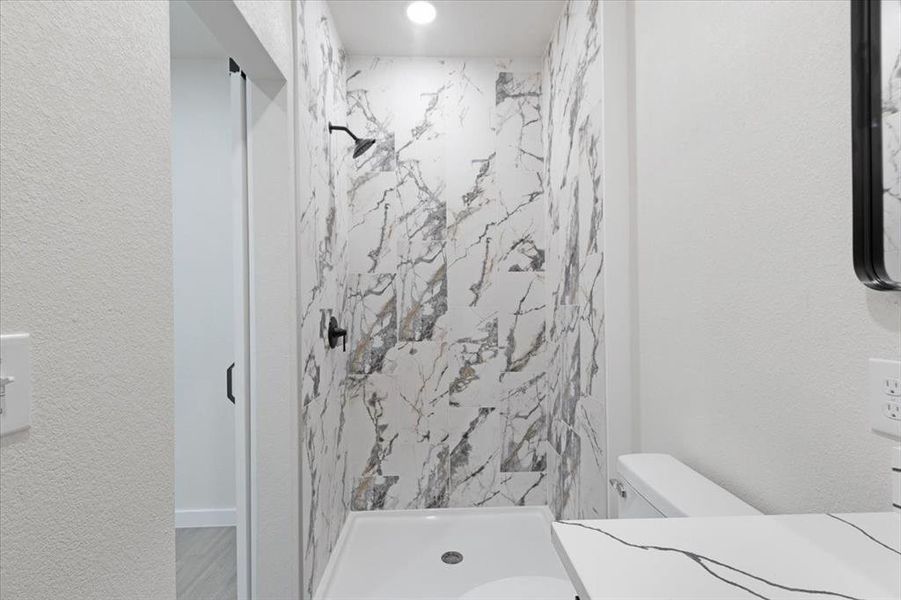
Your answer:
602;0;639;517
633;0;901;514
0;0;174;597
246;74;299;599
172;59;237;526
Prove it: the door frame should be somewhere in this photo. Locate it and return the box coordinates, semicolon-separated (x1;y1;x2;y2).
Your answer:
231;61;253;600
177;2;296;598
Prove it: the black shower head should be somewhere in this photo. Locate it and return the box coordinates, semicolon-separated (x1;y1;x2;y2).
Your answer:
328;122;376;158
353;138;376;158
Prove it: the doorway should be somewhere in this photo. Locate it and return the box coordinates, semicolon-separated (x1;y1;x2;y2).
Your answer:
169;0;299;596
170;2;252;598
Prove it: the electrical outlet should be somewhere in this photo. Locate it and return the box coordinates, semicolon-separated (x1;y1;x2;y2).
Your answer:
885;401;901;421
870;359;901;440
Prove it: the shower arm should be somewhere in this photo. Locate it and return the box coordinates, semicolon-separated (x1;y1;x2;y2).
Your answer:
328;123;359;142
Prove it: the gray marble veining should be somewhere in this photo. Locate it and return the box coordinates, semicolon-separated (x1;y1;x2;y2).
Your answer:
543;0;607;521
554;513;901;599
296;1;355;595
342;56;557;514
300;2;610;594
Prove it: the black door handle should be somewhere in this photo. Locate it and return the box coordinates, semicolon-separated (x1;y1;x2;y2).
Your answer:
226;362;235;404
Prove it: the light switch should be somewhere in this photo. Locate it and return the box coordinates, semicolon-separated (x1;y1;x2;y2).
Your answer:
0;333;32;436
870;358;901;440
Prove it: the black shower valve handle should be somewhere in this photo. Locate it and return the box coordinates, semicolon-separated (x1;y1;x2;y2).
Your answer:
327;316;347;352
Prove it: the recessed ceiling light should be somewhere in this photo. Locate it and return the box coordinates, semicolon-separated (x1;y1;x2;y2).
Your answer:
406;1;436;25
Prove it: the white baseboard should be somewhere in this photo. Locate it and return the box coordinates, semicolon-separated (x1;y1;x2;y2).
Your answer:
175;508;236;528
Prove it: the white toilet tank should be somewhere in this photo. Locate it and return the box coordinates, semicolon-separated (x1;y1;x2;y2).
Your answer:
613;454;761;518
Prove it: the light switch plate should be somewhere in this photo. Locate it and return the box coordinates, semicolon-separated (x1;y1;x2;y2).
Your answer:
870;358;901;440
0;333;32;436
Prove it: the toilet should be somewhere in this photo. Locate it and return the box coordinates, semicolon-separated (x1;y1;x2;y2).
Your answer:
612;453;761;518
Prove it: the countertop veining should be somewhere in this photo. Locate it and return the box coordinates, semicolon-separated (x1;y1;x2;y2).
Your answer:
552;512;901;600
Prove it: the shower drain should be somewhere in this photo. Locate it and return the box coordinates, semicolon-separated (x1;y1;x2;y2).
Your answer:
441;551;463;565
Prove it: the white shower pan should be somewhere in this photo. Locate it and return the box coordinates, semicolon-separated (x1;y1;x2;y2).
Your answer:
315;506;576;599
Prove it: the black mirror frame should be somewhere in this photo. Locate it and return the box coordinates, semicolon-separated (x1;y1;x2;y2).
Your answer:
851;0;901;291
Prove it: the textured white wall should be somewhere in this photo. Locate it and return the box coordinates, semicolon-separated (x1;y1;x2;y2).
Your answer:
634;0;901;514
0;1;174;598
234;0;293;81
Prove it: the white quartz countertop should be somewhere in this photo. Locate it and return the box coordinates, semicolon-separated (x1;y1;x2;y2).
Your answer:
552;512;901;600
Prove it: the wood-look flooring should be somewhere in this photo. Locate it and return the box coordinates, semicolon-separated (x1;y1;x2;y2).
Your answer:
176;527;236;600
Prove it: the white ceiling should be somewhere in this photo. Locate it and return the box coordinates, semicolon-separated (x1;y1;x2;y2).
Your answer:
327;0;565;58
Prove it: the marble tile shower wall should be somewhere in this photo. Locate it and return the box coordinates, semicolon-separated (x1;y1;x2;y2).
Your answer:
295;1;352;595
343;56;552;512
542;0;608;521
297;0;608;593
